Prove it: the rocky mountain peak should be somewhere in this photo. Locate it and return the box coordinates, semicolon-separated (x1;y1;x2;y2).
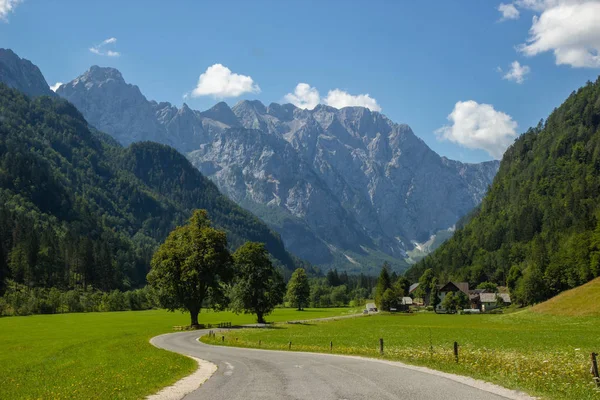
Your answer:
0;48;55;97
53;60;500;272
87;65;123;81
233;99;267;115
200;101;240;126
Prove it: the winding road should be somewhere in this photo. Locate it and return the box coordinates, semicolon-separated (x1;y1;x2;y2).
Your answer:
151;329;534;400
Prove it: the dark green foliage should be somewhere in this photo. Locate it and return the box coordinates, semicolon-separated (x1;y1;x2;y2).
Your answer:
147;210;233;326
0;280;159;316
286;268;311;310
476;282;499;292
0;84;300;296
230;242;285;323
374;262;392;308
407;78;600;304
308;271;376;307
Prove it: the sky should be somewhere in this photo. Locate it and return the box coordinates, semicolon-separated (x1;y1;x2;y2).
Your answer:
1;0;600;163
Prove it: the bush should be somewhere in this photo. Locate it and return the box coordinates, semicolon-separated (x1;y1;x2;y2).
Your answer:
0;282;157;316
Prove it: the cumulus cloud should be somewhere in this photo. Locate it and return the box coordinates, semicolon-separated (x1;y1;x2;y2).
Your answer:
324;89;382;112
519;1;600;67
283;83;321;110
190;64;260;98
436;100;518;159
499;0;600;68
50;82;63;92
498;2;520;20
500;60;531;83
0;0;20;22
282;84;382;111
89;37;120;57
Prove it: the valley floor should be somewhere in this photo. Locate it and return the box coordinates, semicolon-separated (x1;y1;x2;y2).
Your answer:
201;311;600;400
0;307;357;399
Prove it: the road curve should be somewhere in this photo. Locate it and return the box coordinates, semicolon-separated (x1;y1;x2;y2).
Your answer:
151;330;533;400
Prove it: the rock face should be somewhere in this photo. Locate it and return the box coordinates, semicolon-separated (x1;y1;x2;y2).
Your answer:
0;49;56;97
56;66;499;272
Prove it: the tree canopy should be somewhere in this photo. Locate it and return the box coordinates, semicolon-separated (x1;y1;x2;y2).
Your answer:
229;242;285;323
286;268;311;311
147;210;232;326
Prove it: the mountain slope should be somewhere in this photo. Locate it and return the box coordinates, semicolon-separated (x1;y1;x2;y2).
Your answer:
407;77;600;304
52;64;499;272
531;277;600;317
0;49;56;97
0;84;302;294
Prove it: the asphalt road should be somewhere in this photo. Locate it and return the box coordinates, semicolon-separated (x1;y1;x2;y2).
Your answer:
151;329;529;400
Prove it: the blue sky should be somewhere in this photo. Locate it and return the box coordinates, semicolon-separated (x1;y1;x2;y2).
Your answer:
2;0;600;162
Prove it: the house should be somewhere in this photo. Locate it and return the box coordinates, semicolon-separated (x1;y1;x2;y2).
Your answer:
409;283;432;306
398;296;413;312
435;282;470;313
478;293;511;312
365;302;378;313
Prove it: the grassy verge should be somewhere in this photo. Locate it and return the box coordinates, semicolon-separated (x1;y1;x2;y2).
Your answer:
201;311;600;400
0;307;357;399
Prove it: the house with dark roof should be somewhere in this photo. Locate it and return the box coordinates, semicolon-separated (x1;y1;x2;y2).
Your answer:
435;281;470;313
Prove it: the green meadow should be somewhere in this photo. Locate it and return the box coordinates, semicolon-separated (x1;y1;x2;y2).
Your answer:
202;311;600;400
0;307;356;399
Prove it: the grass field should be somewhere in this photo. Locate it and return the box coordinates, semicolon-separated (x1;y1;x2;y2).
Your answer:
0;307;357;399
532;277;600;317
202;311;600;400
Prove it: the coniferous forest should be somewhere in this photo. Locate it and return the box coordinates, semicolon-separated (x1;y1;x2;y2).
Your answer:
0;84;305;302
407;77;600;305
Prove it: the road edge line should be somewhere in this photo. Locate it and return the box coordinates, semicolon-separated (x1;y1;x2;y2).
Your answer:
197;338;537;400
147;334;217;400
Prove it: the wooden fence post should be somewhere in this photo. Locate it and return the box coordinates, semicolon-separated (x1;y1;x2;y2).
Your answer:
288;341;292;350
259;340;261;346
454;342;459;363
221;335;224;342
379;338;384;355
592;352;600;387
330;341;333;352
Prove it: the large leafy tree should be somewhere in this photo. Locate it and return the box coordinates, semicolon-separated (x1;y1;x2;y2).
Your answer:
147;210;232;326
229;242;285;323
286;268;310;311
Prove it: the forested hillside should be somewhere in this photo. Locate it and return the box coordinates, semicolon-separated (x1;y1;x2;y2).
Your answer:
407;77;600;305
0;84;302;295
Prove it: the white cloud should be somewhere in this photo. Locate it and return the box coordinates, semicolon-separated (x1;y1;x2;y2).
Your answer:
436;100;518;159
190;64;260;98
50;82;63;92
283;83;320;109
500;60;531;83
282;84;382;111
498;3;520;20
324;89;382;112
0;0;20;22
89;37;120;57
502;0;600;68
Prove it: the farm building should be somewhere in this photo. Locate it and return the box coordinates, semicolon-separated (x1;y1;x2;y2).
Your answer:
478;293;511;312
435;282;470;313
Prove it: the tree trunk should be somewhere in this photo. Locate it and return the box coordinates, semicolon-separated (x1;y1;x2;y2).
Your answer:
256;311;265;324
189;306;200;327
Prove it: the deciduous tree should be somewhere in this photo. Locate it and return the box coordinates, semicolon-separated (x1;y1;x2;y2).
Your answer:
147;210;232;326
286;268;310;310
229;242;285;323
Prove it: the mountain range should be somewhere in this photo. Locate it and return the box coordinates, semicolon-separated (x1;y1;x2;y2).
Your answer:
0;49;499;273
